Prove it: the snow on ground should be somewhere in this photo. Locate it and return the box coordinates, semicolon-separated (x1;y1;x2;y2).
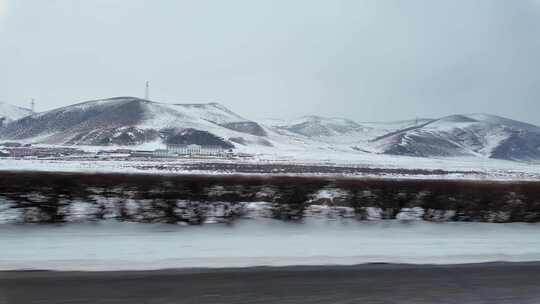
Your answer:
0;152;540;180
248;150;540;179
235;141;540;169
2;133;540;180
1;219;540;270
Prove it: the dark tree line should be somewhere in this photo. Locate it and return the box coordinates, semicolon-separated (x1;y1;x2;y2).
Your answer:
1;172;540;223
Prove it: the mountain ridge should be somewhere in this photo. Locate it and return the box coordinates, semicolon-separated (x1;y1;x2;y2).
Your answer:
0;101;33;127
1;97;540;162
368;114;540;161
0;97;267;147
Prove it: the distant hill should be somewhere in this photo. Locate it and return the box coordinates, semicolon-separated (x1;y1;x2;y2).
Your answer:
0;102;32;127
0;97;267;147
271;115;364;137
369;114;540;161
1;97;540;162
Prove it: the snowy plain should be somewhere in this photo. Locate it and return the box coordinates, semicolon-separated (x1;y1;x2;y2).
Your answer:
1;219;540;271
0;152;539;180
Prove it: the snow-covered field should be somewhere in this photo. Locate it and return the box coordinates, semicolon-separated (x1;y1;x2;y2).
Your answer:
1;219;539;271
0;153;539;180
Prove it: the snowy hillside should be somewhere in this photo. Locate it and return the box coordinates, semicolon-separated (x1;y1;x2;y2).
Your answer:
262;114;540;162
1;96;540;162
0;102;32;127
0;97;269;147
370;114;540;161
264;116;436;153
267;116;433;142
270;115;365;137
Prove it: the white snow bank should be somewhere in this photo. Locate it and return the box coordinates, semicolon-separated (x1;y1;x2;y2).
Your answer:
2;219;539;271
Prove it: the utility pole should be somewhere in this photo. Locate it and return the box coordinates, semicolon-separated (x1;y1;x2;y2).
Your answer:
145;81;150;100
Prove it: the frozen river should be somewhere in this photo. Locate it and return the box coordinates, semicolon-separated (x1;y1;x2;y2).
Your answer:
1;219;540;271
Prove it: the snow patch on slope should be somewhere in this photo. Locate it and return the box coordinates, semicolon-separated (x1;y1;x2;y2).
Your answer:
0;102;32;126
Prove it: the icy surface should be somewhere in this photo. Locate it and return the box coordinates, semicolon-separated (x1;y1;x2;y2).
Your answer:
1;219;540;271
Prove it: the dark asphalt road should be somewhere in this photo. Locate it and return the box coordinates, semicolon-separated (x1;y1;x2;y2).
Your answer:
1;262;540;304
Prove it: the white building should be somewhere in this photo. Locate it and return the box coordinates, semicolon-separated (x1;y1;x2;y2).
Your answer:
167;144;225;156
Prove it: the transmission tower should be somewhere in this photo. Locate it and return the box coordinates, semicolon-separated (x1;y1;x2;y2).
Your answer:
31;98;35;113
145;81;150;100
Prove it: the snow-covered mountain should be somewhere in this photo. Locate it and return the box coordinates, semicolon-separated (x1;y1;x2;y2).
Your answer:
264;114;540;161
370;114;540;161
0;97;268;147
0;102;32;127
270;115;365;137
1;97;540;162
267;116;434;141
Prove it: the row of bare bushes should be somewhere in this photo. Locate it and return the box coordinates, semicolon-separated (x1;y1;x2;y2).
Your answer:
1;172;539;223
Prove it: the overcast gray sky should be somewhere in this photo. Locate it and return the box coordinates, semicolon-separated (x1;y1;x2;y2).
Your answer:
1;0;539;124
